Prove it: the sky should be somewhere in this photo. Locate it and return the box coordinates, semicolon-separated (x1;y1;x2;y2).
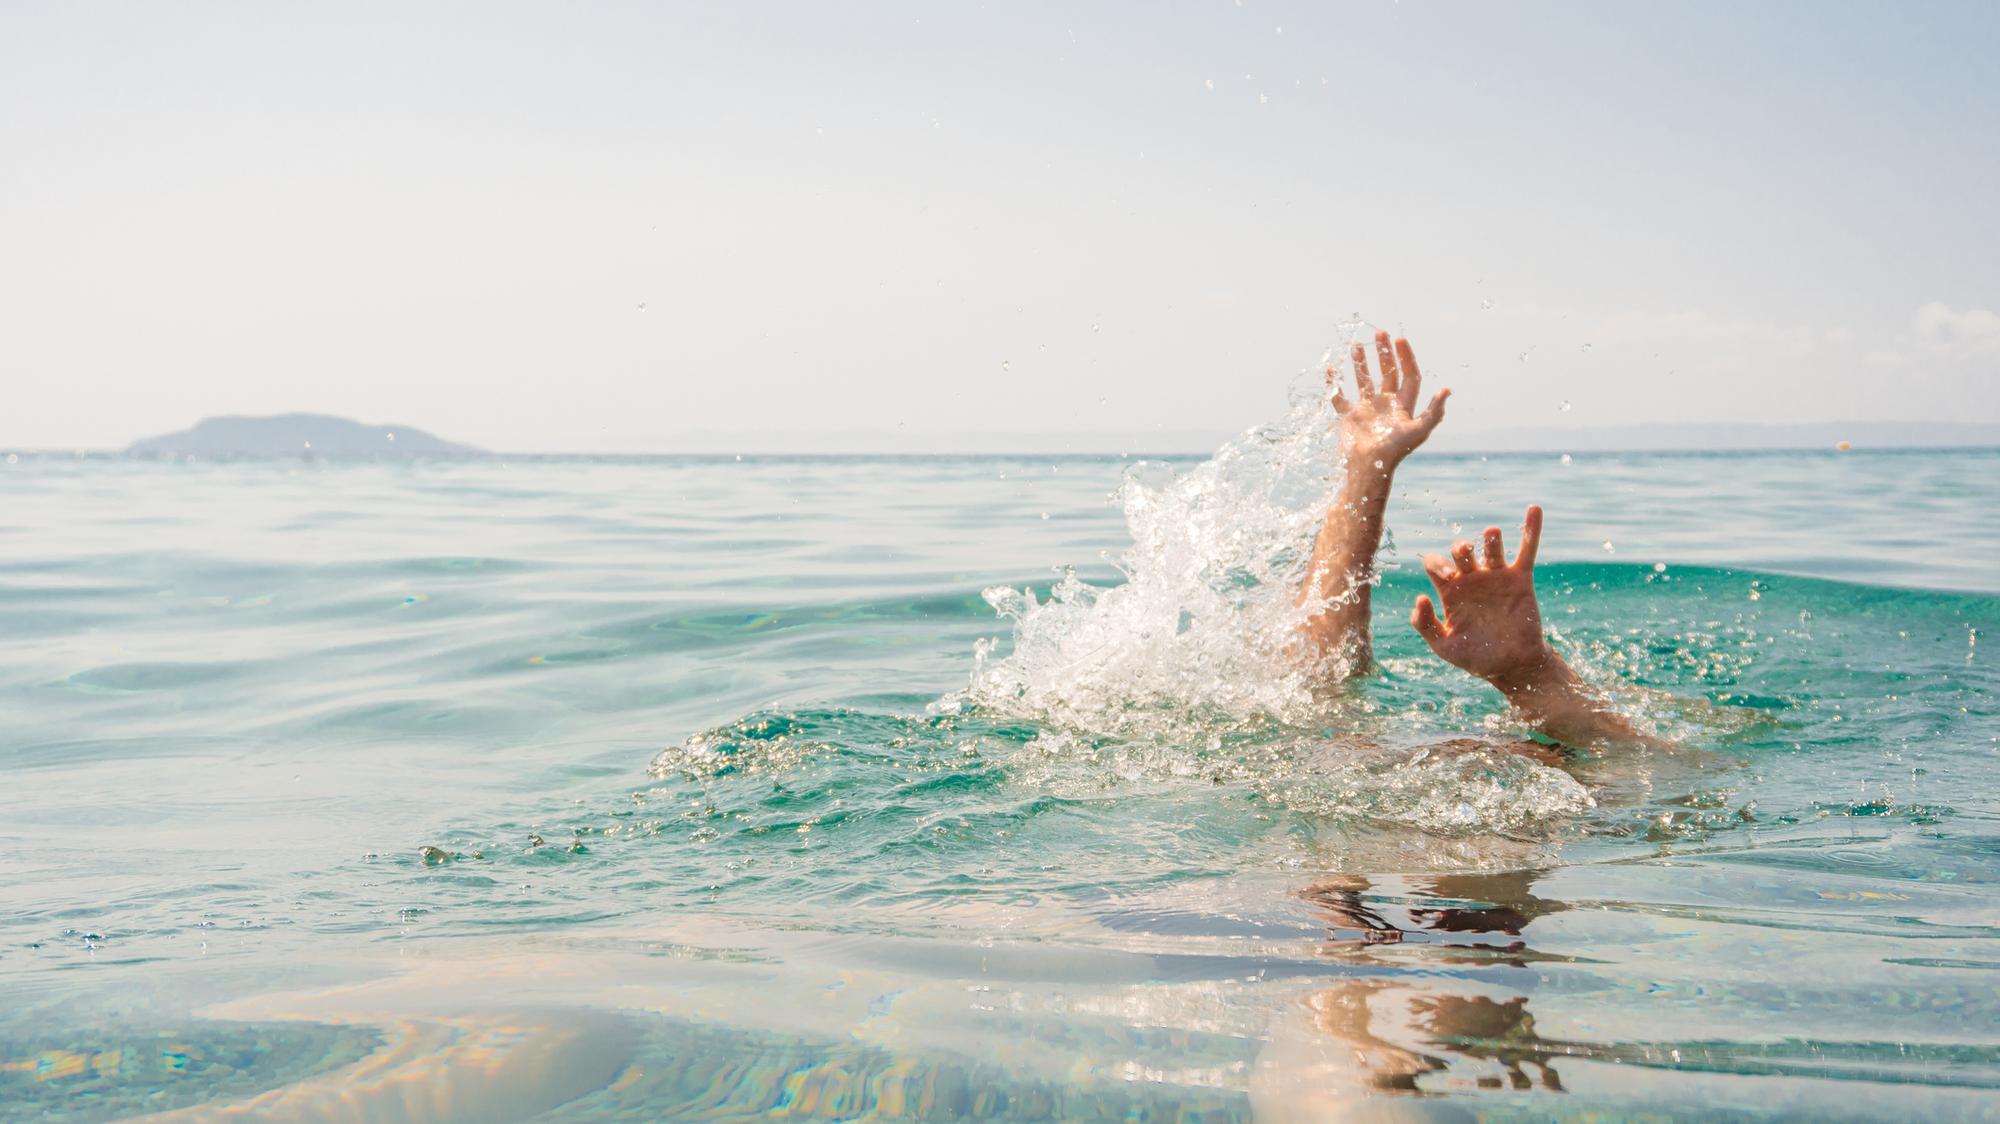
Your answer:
4;0;1997;452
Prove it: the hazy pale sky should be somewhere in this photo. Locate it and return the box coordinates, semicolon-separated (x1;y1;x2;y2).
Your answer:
5;1;1997;451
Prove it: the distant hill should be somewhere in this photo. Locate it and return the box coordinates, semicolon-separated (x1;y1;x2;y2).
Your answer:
105;416;1999;458
126;414;482;457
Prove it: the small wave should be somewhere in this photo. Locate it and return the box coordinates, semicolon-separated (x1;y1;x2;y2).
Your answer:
64;660;249;693
647;708;1593;848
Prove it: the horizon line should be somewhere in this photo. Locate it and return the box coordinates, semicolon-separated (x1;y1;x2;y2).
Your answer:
8;443;1999;461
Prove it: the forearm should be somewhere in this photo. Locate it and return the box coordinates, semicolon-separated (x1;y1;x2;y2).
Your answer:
1297;460;1393;670
1484;649;1660;748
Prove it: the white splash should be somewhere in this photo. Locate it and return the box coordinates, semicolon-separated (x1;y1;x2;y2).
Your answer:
953;371;1349;737
940;364;1600;841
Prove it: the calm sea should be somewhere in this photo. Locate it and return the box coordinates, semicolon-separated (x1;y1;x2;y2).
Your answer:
3;444;1997;1120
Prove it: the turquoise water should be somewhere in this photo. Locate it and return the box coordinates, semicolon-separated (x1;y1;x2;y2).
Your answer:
3;442;1997;1120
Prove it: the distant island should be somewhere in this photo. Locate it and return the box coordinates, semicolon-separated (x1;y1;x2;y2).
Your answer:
100;415;1997;459
126;414;483;457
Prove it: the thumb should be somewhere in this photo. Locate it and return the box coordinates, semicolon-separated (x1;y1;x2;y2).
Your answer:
1411;595;1446;648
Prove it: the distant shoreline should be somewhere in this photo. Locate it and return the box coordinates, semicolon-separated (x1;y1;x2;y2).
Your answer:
39;413;1994;461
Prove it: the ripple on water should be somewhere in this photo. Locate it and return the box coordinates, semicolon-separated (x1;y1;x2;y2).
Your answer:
64;661;249;693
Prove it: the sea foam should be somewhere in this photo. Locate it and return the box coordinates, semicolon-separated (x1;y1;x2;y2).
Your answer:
953;371;1348;738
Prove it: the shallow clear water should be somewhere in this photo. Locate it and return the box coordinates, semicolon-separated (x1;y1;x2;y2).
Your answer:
3;445;1997;1120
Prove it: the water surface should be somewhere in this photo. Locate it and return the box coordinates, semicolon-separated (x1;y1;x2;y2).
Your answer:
3;445;1997;1120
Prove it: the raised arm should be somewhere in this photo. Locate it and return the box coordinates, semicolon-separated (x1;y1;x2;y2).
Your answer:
1411;505;1661;748
1297;330;1450;676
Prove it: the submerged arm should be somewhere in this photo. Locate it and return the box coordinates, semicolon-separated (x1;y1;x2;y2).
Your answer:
1480;644;1658;748
1298;331;1449;676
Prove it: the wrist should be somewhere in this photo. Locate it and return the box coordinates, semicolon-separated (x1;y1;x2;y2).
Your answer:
1483;647;1579;709
1485;647;1651;747
1338;454;1397;503
1341;448;1401;479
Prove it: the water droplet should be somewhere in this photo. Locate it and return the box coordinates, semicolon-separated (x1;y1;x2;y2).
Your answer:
1480;299;1494;311
1097;396;1107;406
1451;522;1463;533
1040;512;1050;520
1601;540;1615;554
302;441;311;450
1748;588;1762;601
1204;78;1214;90
636;302;647;311
1373;460;1384;469
1653;562;1667;572
385;432;396;441
1091;323;1101;333
1560;453;1572;466
1258;93;1268;104
1001;360;1010;371
1580;343;1592;352
1559;401;1572;413
733;454;742;461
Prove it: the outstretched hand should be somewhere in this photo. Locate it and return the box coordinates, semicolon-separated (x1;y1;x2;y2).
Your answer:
1329;330;1451;471
1299;328;1451;677
1411;505;1663;748
1411;506;1552;686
